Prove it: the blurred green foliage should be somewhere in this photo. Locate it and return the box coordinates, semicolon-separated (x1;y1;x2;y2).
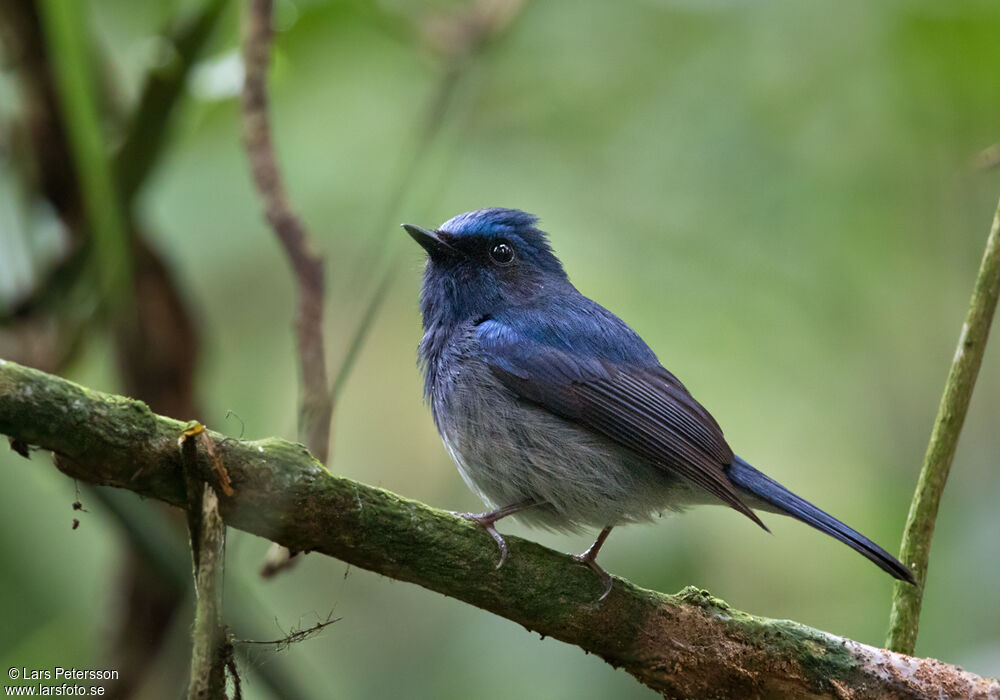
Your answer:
1;0;999;697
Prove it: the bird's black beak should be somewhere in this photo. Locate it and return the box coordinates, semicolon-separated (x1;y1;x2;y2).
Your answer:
402;223;456;258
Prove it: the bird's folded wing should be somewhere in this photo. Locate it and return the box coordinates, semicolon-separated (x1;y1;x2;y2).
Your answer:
477;317;766;529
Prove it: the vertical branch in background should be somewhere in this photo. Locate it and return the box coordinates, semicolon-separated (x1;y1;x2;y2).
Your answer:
116;0;228;204
34;0;132;311
886;195;1000;654
241;0;332;464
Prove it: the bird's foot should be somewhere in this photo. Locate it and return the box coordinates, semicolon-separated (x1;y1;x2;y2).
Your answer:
455;500;536;569
572;550;613;601
458;511;510;569
572;526;615;601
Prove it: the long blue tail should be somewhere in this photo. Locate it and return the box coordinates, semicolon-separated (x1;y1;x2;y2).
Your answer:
726;457;916;584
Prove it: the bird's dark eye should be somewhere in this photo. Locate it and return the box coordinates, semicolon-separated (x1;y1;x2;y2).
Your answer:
489;240;515;266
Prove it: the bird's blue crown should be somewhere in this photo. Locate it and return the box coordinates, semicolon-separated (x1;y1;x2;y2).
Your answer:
439;208;539;236
437;208;562;275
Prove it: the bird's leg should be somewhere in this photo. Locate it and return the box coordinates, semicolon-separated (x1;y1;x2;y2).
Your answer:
572;526;615;601
458;499;537;569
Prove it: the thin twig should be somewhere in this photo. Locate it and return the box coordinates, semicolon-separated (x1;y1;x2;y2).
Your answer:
886;194;1000;654
236;612;340;651
329;0;532;401
241;0;332;464
330;269;394;401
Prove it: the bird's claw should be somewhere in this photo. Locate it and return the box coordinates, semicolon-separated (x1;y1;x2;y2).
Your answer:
459;511;509;569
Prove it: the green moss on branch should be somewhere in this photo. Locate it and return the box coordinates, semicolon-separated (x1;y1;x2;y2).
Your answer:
1;359;996;699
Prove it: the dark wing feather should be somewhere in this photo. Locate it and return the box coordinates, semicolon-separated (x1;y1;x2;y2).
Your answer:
479;316;767;530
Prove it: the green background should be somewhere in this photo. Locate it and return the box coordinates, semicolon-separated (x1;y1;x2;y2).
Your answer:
1;0;999;697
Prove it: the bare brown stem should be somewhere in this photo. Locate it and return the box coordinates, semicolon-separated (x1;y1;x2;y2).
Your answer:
240;0;332;464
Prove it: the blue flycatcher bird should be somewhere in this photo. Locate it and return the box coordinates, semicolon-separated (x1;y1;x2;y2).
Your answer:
404;208;915;599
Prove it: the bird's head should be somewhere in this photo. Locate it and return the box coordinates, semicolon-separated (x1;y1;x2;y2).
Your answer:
403;208;568;325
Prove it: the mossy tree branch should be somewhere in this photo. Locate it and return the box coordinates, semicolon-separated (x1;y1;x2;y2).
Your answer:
886;196;1000;655
1;360;997;699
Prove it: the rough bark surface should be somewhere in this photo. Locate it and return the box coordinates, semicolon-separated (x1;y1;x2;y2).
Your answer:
1;360;997;700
